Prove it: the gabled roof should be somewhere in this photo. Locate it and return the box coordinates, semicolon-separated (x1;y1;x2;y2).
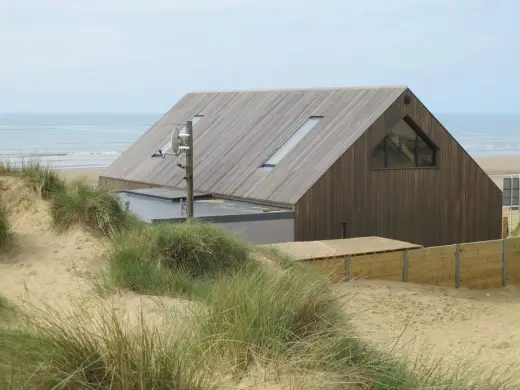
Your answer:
103;86;407;205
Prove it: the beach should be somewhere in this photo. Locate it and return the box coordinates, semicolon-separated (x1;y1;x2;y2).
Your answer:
56;168;105;185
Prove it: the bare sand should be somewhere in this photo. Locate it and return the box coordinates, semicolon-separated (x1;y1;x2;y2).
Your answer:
56;168;105;185
0;175;191;330
338;279;520;381
476;155;520;175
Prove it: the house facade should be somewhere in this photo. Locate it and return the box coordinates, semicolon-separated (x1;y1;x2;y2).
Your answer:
101;86;502;247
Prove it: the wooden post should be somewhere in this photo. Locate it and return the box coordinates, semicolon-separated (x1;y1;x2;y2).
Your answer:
185;120;194;219
403;249;409;282
503;216;509;238
345;255;350;282
502;238;508;287
455;244;461;288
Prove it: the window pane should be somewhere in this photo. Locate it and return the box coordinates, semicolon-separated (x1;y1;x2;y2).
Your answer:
391;119;418;139
504;178;512;189
416;136;435;167
264;116;323;167
504;197;512;206
513;178;520;189
387;133;416;168
371;137;386;168
513;188;519;198
513;197;520;206
371;117;437;169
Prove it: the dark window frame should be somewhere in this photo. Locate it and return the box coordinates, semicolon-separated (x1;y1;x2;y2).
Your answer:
503;177;520;206
370;116;439;170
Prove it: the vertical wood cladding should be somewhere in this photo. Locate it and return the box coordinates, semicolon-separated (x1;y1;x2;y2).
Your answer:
295;90;502;247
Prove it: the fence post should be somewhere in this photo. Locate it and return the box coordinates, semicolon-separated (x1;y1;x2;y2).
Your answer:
502;238;508;287
455;244;461;288
403;249;409;282
345;255;351;282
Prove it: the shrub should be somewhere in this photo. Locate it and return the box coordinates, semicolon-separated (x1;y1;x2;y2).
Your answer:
0;201;13;251
50;180;127;238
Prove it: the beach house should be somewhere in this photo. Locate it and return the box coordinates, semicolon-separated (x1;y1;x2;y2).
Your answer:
101;86;502;247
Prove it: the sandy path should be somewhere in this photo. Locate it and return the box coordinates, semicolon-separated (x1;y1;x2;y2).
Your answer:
338;279;520;381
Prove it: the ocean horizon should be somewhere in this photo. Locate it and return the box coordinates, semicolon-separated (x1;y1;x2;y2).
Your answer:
1;112;520;170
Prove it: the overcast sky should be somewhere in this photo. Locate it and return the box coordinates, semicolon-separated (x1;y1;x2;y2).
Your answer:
0;0;517;114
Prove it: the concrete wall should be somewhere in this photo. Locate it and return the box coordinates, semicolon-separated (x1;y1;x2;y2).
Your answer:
213;218;294;245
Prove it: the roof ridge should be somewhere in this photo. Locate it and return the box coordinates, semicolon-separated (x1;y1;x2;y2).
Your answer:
186;85;409;94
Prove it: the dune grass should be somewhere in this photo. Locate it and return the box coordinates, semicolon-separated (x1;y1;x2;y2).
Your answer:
99;221;252;298
94;222;519;388
0;200;13;251
50;179;129;239
0;160;132;238
0;295;18;326
0;169;517;388
0;160;64;199
2;260;515;389
0;304;207;389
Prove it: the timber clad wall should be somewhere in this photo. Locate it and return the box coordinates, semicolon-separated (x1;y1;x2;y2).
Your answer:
295;89;502;247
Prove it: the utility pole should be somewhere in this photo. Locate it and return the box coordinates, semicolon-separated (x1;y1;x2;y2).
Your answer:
185;120;194;219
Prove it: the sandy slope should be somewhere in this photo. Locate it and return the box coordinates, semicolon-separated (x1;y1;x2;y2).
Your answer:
2;173;520;387
0;176;191;327
338;279;520;381
0;176;107;310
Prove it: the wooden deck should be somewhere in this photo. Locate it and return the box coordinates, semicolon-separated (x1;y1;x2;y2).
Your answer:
261;236;422;261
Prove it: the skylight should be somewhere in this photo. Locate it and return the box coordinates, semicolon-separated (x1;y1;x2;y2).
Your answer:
152;115;203;157
262;116;323;169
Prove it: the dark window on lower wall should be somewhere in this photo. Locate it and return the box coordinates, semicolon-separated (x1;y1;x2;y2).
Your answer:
503;177;520;206
371;117;437;169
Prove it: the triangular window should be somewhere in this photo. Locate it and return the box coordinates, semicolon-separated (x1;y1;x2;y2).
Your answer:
371;117;436;169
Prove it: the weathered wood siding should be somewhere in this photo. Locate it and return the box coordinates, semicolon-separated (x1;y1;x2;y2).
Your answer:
99;176;159;191
295;89;502;247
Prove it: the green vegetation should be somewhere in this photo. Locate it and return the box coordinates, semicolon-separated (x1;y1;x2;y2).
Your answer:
0;200;13;251
0;306;206;389
50;179;128;238
0;160;133;238
0;294;18;324
0;160;64;199
100;221;251;298
2;259;515;389
0;161;517;388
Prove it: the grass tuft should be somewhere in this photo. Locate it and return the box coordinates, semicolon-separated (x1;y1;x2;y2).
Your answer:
0;159;64;199
0;200;13;251
0;302;208;389
50;179;128;238
101;221;251;298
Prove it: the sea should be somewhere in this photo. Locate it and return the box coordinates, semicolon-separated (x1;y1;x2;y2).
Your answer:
1;113;520;170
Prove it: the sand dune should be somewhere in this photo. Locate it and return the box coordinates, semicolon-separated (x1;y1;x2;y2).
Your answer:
2;173;520;387
0;176;108;311
339;279;520;380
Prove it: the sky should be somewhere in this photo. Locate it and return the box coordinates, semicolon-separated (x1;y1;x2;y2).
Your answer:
0;0;518;114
